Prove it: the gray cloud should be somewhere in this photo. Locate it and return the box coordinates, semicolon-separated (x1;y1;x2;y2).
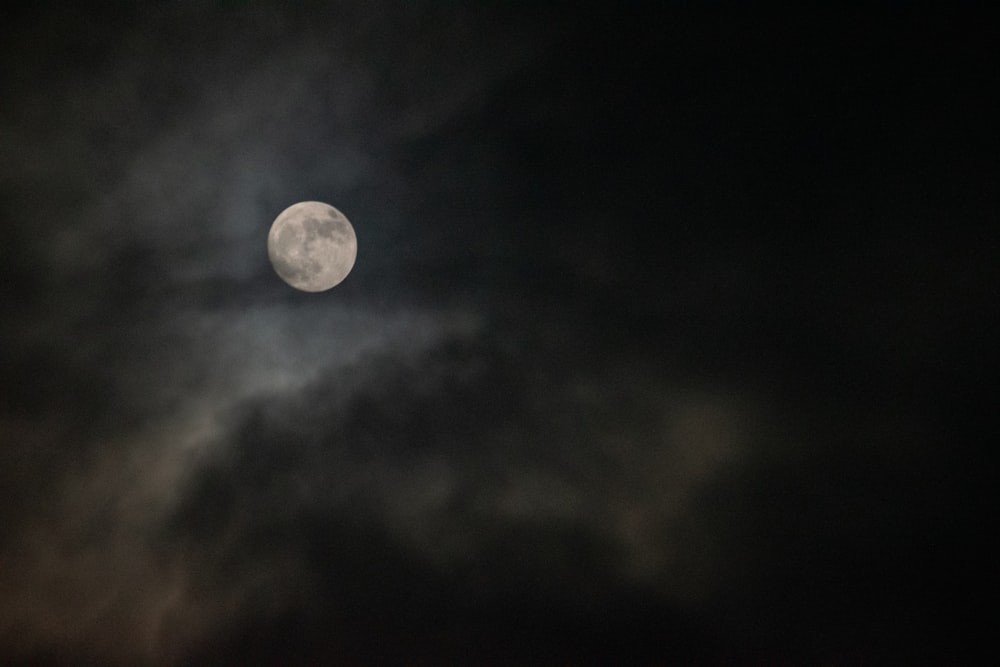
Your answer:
1;3;992;665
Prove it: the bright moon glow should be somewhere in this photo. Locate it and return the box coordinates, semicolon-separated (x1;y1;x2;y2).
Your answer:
267;201;357;292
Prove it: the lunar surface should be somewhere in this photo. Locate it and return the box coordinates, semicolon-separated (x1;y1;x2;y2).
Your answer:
267;201;357;291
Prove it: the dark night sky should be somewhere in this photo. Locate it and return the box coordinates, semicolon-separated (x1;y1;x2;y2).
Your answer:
1;2;996;665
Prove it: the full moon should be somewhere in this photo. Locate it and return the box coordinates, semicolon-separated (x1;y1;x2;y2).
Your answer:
267;201;357;292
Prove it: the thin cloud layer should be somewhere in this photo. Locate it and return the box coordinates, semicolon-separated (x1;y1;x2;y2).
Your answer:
1;3;992;665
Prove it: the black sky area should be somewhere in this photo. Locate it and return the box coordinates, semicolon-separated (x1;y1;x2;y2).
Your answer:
0;2;996;665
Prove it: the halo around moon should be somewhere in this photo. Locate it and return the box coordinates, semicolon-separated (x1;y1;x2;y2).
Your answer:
267;201;357;292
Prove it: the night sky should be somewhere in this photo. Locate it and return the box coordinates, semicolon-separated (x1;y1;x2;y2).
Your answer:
1;2;995;665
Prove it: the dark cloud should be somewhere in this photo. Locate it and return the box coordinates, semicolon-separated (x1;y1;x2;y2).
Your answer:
1;2;994;665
